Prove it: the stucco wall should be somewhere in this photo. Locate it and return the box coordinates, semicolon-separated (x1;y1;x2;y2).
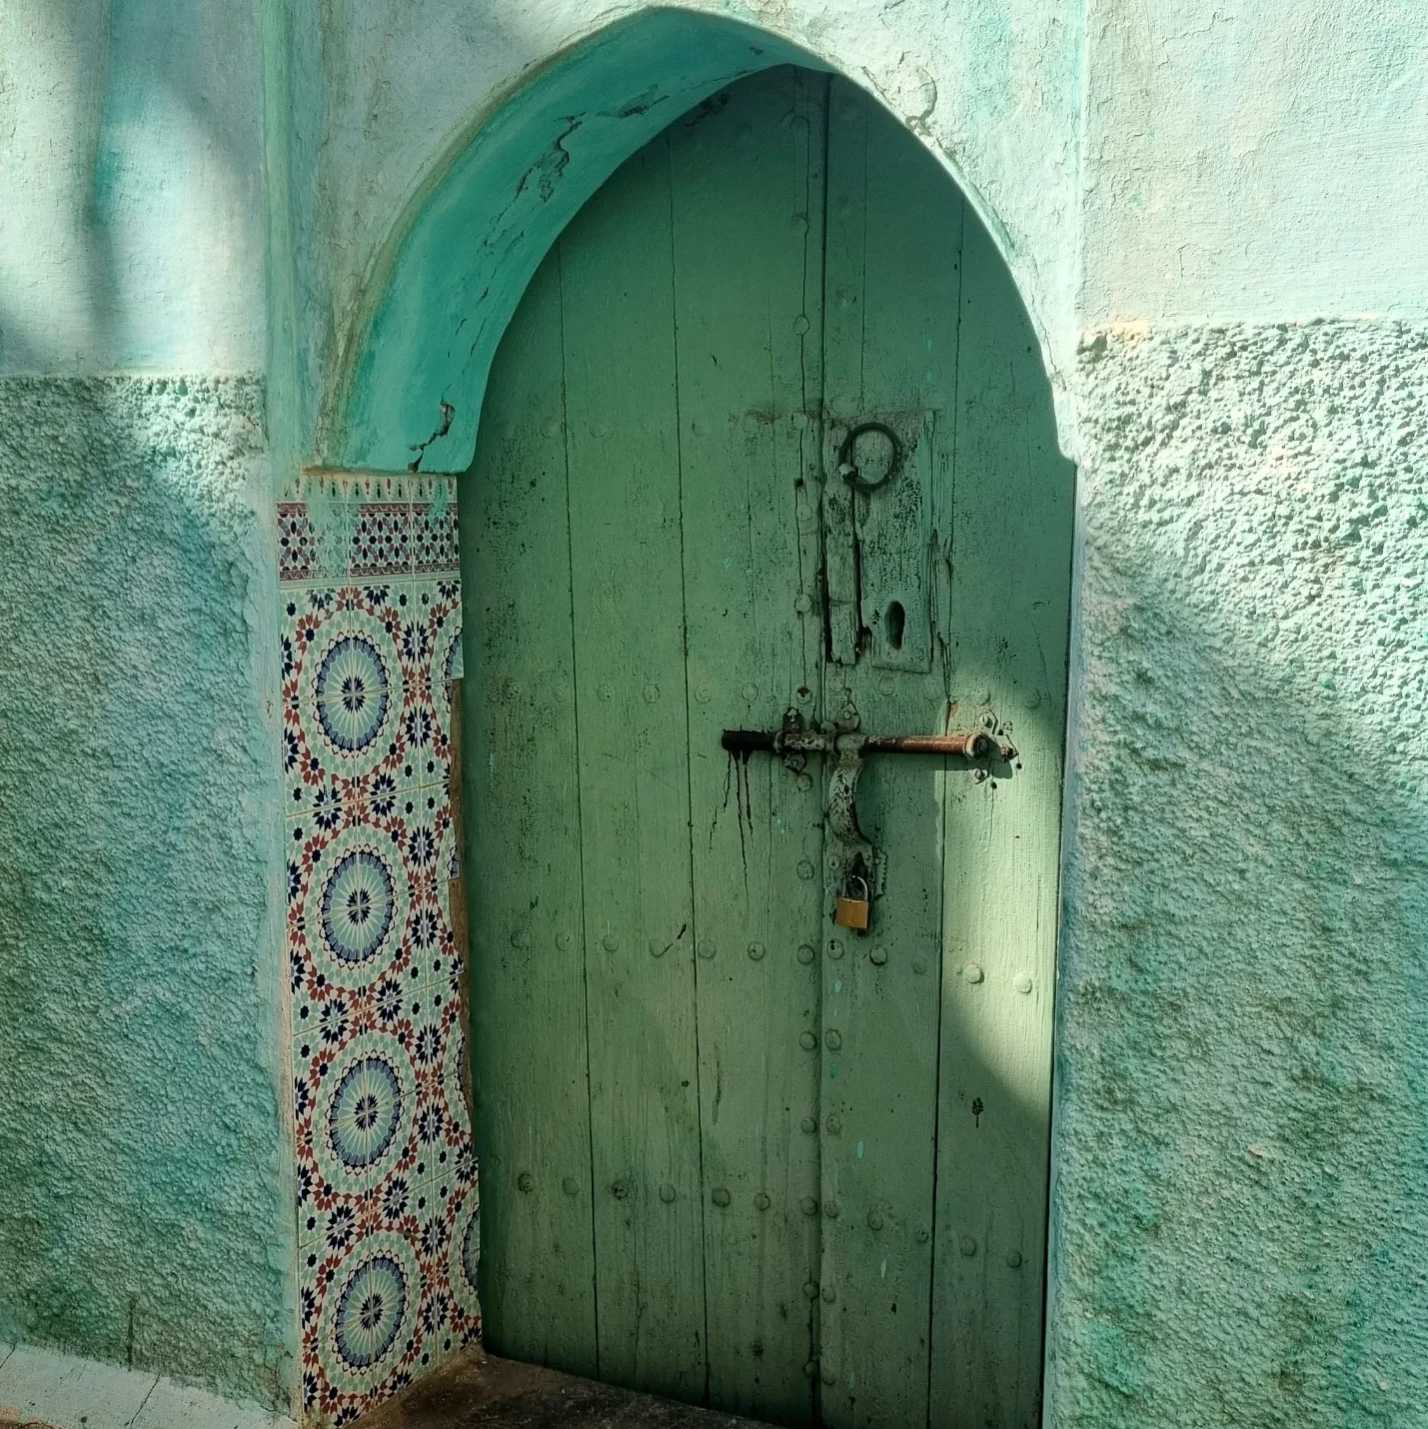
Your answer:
0;377;295;1411
5;0;1428;1425
1051;321;1428;1426
0;0;295;1414
1079;3;1428;323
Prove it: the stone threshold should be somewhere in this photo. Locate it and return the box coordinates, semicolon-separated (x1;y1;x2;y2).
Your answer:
354;1350;773;1429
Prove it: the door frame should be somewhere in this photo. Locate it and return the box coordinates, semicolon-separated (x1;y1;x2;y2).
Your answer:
318;14;1081;1426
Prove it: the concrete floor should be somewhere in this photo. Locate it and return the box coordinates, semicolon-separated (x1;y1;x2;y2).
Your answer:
354;1352;770;1429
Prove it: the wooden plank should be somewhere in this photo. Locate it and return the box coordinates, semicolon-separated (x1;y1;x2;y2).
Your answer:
815;76;966;1429
557;139;707;1403
464;253;599;1373
929;211;1073;1429
666;67;827;1426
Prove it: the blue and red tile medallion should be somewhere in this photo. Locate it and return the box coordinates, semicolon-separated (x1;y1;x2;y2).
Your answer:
279;471;476;1427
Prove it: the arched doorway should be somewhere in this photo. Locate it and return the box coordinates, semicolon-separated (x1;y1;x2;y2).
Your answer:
461;65;1072;1429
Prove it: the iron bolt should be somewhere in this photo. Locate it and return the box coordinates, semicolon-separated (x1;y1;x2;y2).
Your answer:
826;1116;842;1135
711;1187;732;1207
747;942;766;961
800;1116;817;1134
658;1183;676;1204
797;944;816;965
869;947;888;966
697;941;716;960
561;1177;579;1197
1014;973;1033;994
1006;1250;1023;1268
799;1032;817;1051
803;1281;819;1300
823;1200;840;1220
825;1029;843;1051
821;1285;836;1304
960;1235;977;1257
827;940;844;961
517;1172;534;1194
754;1192;771;1211
962;963;985;984
800;1197;819;1217
867;1210;884;1231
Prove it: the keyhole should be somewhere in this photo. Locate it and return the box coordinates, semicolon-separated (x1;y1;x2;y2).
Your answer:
885;600;906;651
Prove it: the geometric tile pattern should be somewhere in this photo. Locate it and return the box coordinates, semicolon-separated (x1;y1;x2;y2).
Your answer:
279;470;476;1428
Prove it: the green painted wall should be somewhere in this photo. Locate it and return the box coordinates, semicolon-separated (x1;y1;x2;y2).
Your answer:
313;5;1428;1424
0;0;295;1415
4;0;1427;1425
1051;320;1428;1426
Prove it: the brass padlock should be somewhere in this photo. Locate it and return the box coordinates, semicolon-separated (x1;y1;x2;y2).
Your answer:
834;875;871;932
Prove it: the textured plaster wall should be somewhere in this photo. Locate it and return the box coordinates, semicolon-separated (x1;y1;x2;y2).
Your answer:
1079;2;1428;324
5;0;1428;1425
0;0;295;1414
1051;321;1428;1426
0;378;295;1410
0;0;267;373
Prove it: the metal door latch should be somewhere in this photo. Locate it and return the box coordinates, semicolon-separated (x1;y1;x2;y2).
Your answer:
721;709;1014;930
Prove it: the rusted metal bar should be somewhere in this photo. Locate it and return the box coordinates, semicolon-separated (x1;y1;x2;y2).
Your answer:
721;727;1007;760
861;731;992;757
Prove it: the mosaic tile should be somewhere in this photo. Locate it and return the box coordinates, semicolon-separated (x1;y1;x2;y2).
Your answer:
411;500;459;575
424;580;462;796
279;483;476;1428
312;1231;425;1401
277;502;316;583
281;585;408;818
348;471;415;504
351;503;412;579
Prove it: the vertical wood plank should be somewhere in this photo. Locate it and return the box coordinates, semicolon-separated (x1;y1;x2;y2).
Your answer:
930;211;1073;1429
667;67;827;1426
817;76;966;1429
557;140;708;1403
463;255;598;1373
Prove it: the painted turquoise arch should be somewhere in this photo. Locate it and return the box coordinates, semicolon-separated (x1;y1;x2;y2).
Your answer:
325;7;1049;474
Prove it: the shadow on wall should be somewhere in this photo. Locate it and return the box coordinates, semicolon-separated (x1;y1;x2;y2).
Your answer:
0;1;294;1411
1049;321;1428;1428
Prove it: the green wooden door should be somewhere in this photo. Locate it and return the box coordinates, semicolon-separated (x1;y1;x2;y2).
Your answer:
464;66;1072;1429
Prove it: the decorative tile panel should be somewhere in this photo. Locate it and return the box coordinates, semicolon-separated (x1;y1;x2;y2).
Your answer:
279;471;473;1428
